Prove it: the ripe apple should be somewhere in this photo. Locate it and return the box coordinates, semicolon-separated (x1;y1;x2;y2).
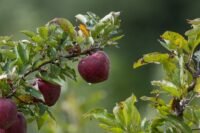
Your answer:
4;113;27;133
78;51;110;83
0;129;5;133
36;78;61;106
0;99;17;129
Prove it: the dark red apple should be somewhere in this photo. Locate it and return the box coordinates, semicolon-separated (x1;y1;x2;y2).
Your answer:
5;113;27;133
0;129;5;133
78;51;110;83
0;99;17;129
36;78;61;106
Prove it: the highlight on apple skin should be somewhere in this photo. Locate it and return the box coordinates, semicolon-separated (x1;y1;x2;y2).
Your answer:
0;99;17;129
36;78;61;106
78;51;110;83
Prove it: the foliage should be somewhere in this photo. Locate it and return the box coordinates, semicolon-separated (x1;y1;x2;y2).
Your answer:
86;19;200;132
0;12;122;130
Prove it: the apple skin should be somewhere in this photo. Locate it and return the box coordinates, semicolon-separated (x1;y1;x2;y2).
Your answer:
3;113;27;133
36;78;61;106
0;99;17;129
0;129;5;133
78;51;110;83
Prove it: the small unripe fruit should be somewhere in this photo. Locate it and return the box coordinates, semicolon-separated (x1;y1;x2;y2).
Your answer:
0;99;17;129
36;78;61;106
78;51;110;83
5;113;27;133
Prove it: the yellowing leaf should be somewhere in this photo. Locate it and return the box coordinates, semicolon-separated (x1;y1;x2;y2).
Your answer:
18;94;35;104
194;77;200;93
161;31;187;48
133;52;170;68
79;24;90;37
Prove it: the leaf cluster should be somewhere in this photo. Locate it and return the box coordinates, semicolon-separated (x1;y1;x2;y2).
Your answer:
86;18;200;133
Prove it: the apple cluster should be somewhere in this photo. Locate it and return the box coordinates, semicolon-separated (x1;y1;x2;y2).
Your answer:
0;50;109;132
0;78;61;133
0;99;26;133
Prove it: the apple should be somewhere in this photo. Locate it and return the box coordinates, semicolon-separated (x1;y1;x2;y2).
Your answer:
78;51;110;83
36;78;61;106
0;129;5;133
4;113;27;133
0;99;17;129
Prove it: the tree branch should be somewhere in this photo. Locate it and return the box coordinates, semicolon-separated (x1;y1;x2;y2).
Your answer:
22;47;103;79
192;128;200;131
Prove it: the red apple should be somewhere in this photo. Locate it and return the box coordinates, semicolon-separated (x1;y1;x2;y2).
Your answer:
0;99;17;129
0;129;5;133
78;51;110;83
5;113;27;133
36;78;61;106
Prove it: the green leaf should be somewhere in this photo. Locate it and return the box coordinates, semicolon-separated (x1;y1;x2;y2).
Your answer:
185;25;200;52
133;52;170;68
36;113;49;130
47;110;56;121
0;49;15;59
84;108;116;127
21;30;36;38
91;22;107;38
85;95;143;133
113;95;142;132
38;103;48;115
15;43;30;64
31;35;43;43
38;27;49;40
150;117;165;133
165;115;192;133
99;124;124;133
109;35;124;42
150;115;192;133
140;96;165;106
25;87;42;98
0;36;12;41
48;18;76;40
151;80;181;97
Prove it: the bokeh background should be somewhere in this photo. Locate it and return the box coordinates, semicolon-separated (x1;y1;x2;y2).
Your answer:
0;0;199;132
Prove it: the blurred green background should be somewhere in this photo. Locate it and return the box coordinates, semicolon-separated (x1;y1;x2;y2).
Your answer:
0;0;199;132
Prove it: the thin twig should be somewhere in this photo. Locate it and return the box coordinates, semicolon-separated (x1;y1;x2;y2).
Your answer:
192;128;200;131
187;80;196;93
